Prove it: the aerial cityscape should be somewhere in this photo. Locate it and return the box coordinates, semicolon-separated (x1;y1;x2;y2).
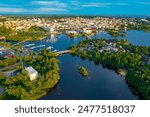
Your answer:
0;0;150;100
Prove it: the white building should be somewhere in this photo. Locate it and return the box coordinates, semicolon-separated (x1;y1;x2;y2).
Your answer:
82;28;93;34
66;30;78;34
25;66;38;81
50;27;54;32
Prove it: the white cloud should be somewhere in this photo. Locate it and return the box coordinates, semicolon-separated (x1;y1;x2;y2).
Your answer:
81;2;129;8
32;1;67;7
0;7;26;13
81;3;109;7
37;8;68;12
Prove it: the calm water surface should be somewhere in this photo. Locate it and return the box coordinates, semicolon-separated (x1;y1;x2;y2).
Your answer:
7;30;149;99
21;30;149;100
40;55;135;100
94;30;150;46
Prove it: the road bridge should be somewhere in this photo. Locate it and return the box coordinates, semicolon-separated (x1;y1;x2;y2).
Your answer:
55;50;72;56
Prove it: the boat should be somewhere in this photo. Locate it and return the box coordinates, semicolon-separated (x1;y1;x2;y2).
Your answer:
29;45;45;49
53;49;58;52
47;46;53;50
24;44;35;47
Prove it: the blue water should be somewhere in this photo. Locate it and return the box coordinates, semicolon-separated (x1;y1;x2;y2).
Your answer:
22;34;85;51
3;30;149;100
126;30;150;46
20;30;149;100
94;30;150;46
21;30;150;51
40;55;136;100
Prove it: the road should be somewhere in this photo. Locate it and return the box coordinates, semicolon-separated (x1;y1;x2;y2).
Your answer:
0;62;20;72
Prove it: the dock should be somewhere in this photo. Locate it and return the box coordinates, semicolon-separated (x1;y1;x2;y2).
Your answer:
13;39;30;46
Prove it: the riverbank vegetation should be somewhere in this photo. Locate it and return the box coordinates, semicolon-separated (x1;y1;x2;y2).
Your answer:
128;24;150;32
66;33;79;38
66;32;95;38
106;29;127;38
78;66;88;77
0;41;14;48
70;39;150;99
0;49;60;100
0;26;48;41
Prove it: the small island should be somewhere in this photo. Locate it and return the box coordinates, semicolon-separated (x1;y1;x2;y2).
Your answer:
78;66;88;77
70;39;150;99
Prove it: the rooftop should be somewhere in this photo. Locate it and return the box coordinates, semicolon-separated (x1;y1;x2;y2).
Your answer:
25;66;38;74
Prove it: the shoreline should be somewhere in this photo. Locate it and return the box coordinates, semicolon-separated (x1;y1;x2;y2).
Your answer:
69;38;149;99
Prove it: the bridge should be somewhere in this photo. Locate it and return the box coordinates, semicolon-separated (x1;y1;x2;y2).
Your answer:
55;50;72;56
84;33;92;40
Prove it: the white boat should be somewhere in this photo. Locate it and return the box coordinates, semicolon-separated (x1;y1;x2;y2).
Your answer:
53;49;58;52
29;45;45;49
29;47;35;49
47;46;53;50
24;44;35;47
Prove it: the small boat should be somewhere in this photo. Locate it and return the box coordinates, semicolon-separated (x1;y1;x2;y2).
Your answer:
53;49;58;52
29;45;45;49
47;46;53;50
24;44;35;47
36;45;45;48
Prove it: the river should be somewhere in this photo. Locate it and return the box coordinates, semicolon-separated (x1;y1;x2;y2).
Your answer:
6;30;150;99
40;55;135;100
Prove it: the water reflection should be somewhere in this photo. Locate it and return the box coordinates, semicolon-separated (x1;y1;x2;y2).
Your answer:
50;34;57;43
40;54;136;100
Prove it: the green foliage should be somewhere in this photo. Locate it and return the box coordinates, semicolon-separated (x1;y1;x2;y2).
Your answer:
72;39;150;99
0;42;14;48
106;29;119;37
28;26;47;32
67;33;79;38
7;31;47;41
0;27;14;37
0;72;6;82
80;50;87;59
128;24;150;32
69;44;77;52
0;57;20;68
1;49;60;100
0;18;6;22
78;66;88;77
0;26;48;41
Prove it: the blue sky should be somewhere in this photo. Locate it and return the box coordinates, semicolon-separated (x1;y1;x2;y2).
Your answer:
0;0;150;14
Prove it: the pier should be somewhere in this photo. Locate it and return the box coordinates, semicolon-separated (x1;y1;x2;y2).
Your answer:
13;39;30;46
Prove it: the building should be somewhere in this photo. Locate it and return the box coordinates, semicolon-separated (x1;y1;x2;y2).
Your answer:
50;27;54;32
25;66;38;81
82;28;93;34
66;30;78;34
